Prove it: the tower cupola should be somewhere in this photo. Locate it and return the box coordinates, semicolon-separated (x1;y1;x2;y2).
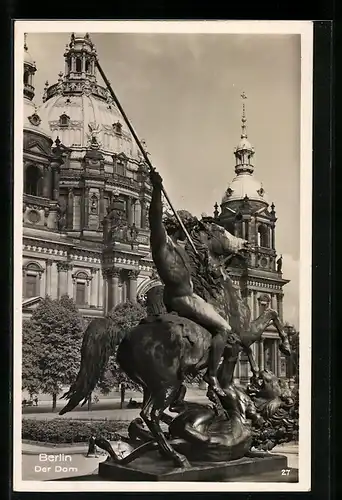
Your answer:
234;91;255;175
23;33;37;101
63;32;97;84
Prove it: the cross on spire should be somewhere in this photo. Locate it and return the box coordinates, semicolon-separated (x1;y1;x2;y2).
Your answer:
241;91;247;138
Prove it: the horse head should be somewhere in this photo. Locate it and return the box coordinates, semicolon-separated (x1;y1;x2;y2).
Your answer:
194;217;250;262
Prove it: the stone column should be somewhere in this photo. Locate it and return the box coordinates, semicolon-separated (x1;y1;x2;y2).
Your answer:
140;199;147;229
110;269;121;310
71;56;75;72
277;293;284;321
241;220;246;239
67;266;74;298
271;226;275;249
102;270;108;313
52;163;60;201
67;188;74;230
98;269;103;308
43;166;53;198
86;275;91;306
90;269;97;306
45;259;53;296
272;340;278;375
50;261;58;299
258;339;265;371
99;189;105;228
57;262;69;298
84;186;89;229
127;197;134;226
253;291;258;320
127;270;139;302
134;200;141;228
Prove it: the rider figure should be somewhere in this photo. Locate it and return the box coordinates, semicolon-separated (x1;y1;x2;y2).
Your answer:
149;169;239;397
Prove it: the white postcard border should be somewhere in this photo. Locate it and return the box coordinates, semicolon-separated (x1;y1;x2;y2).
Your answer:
13;19;313;493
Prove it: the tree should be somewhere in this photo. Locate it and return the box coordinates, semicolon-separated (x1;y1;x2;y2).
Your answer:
22;320;43;398
22;295;85;410
96;301;147;393
284;323;299;382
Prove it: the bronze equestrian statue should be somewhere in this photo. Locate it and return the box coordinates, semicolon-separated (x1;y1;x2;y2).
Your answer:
59;170;292;469
148;168;249;397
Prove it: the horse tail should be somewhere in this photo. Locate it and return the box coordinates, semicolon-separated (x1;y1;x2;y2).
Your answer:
59;317;119;415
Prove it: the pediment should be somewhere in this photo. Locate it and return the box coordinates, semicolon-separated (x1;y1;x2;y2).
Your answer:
22;296;44;310
26;140;52;157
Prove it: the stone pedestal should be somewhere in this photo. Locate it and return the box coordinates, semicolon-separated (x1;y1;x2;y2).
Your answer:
98;453;288;482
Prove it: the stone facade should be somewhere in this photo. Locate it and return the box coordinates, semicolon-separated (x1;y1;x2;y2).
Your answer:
215;95;289;382
22;33;160;320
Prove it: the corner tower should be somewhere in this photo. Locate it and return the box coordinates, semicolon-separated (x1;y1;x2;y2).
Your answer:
215;93;290;383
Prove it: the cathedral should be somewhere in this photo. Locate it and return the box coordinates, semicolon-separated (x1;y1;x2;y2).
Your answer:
22;33;160;321
22;33;289;381
214;95;289;381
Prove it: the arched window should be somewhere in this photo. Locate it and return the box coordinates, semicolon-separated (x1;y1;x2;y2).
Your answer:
24;71;29;85
75;57;82;72
85;60;90;73
59;113;70;127
23;262;42;298
24;165;43;196
257;225;269;248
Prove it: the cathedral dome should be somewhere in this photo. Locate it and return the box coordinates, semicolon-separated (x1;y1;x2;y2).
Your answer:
222;172;267;204
37;33;142;163
24;47;36;68
38;91;140;159
236;136;253;152
24;98;51;140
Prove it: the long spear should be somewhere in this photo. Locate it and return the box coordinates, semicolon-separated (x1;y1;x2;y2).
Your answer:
95;59;198;256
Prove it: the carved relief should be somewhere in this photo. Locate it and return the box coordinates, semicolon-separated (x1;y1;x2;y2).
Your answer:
28;113;42;127
27;210;41;224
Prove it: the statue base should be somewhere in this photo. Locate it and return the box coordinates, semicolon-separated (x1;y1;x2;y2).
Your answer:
98;453;288;482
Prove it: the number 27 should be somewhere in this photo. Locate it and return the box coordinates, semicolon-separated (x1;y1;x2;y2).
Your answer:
281;469;291;475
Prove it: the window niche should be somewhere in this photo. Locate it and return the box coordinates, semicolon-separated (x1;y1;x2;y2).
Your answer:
257;224;270;248
59;113;70;128
72;271;90;306
113;121;123;135
24;165;43;196
23;262;43;299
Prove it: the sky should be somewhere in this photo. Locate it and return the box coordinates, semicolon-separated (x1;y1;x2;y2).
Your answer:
24;32;302;327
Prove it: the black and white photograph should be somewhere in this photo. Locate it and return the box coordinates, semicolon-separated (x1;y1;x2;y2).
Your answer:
13;20;313;492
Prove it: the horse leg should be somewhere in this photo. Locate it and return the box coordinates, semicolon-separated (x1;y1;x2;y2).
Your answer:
270;311;291;356
217;344;241;390
144;385;191;468
244;346;259;377
169;383;187;412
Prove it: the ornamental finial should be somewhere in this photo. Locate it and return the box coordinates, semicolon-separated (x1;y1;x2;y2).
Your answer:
241;91;247;139
24;33;28;51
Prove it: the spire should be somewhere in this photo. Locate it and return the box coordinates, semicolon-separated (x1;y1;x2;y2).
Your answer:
23;33;36;101
234;92;255;175
241;91;247;138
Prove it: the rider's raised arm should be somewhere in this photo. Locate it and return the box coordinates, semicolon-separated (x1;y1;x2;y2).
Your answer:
149;177;168;251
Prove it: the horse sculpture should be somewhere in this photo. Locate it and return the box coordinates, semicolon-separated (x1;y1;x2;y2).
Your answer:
59;217;291;468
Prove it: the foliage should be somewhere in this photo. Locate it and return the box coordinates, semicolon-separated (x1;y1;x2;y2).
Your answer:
106;301;147;343
22;418;127;444
22;320;43;397
284;322;299;381
22;295;85;408
96;301;147;393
